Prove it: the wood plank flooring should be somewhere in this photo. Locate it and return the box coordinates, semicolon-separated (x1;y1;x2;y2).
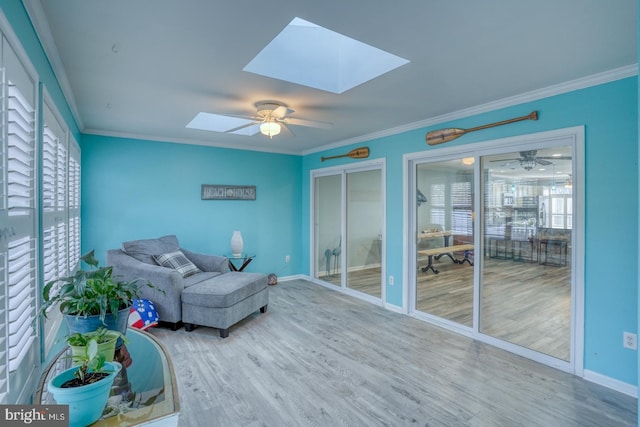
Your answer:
320;251;571;361
148;279;636;427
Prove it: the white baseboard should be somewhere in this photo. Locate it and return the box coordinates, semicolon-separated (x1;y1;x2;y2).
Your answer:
277;274;307;282
583;369;637;398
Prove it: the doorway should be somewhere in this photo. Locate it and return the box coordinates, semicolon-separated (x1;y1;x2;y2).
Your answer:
312;161;385;302
408;127;583;372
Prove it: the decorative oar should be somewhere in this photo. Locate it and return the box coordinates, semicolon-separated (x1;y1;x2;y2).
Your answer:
321;147;370;162
426;111;538;146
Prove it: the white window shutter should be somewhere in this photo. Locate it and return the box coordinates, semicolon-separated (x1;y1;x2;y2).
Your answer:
1;28;40;403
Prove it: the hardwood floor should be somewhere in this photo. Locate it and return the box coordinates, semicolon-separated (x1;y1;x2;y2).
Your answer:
320;250;571;361
149;279;636;426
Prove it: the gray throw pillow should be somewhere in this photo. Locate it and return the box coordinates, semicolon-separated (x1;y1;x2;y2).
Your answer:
122;235;180;264
153;250;202;278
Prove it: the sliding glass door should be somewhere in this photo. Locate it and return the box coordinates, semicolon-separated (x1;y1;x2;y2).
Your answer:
346;169;383;298
313;163;384;301
410;132;579;370
314;174;342;285
414;158;474;327
480;147;573;361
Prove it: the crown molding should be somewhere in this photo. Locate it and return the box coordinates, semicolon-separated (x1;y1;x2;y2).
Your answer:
303;64;638;155
23;0;84;130
82;128;301;155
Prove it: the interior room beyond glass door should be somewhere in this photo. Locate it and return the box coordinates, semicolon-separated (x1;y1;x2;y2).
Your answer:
414;159;474;327
480;146;573;361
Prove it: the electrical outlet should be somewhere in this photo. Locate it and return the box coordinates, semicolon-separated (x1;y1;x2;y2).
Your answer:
388;275;394;285
623;332;637;350
285;255;290;263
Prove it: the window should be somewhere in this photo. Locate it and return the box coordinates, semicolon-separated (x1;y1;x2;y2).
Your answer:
1;30;40;404
42;92;69;289
550;194;572;229
427;179;473;236
0;10;80;404
451;181;473;236
68;137;80;271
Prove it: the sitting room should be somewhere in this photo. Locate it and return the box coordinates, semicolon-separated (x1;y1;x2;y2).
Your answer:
0;1;638;425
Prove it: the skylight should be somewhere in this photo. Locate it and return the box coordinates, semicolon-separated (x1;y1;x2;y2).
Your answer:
243;17;410;94
186;112;257;134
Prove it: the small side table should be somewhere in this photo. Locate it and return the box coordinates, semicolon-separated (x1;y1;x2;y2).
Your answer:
227;254;255;272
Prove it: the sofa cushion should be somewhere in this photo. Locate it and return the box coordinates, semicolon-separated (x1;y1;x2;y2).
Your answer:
184;271;223;288
122;235;180;264
182;272;268;308
153;250;202;278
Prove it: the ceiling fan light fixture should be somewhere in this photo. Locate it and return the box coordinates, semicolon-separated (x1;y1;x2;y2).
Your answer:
519;159;536;171
260;120;281;138
565;177;573;189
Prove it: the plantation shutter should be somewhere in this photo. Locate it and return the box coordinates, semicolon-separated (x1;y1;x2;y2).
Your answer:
429;182;445;226
68;136;80;271
42;92;69;289
1;28;40;404
451;181;473;236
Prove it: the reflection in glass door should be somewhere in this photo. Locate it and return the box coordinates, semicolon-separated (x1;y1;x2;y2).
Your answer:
313;166;384;300
481;147;573;361
414;158;475;327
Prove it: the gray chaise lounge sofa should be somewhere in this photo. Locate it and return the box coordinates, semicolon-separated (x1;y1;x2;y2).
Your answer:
106;235;268;338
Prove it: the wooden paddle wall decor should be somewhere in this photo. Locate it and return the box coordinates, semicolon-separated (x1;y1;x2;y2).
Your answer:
426;111;538;146
321;147;370;162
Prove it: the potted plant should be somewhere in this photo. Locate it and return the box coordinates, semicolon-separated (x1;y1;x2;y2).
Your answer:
66;327;127;363
41;250;153;342
47;338;121;427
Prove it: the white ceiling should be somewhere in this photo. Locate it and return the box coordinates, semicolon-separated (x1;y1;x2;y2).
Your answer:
24;0;637;155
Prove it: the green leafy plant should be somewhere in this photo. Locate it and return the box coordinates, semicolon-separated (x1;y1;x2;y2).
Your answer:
70;339;107;385
65;327;127;347
41;250;153;323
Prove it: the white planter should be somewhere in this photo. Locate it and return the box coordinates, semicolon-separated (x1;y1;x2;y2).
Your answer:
231;231;243;257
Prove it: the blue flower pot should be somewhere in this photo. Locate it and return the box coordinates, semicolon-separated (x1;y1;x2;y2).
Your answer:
65;307;130;348
47;361;121;427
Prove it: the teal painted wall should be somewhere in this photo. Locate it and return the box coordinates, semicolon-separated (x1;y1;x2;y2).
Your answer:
303;77;639;386
81;134;302;277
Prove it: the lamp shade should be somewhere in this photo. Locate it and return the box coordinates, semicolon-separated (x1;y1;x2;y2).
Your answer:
260;120;281;138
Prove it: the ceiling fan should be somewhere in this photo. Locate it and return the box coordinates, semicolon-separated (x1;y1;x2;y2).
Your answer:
491;150;571;171
225;101;333;138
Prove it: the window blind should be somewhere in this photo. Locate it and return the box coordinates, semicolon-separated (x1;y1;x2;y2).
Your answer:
5;79;37;379
451;181;472;236
2;27;40;403
0;253;7;403
68;137;80;270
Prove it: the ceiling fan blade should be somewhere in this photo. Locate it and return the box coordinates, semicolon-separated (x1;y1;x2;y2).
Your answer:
227;122;260;135
284;117;333;129
537;156;572;160
536;159;552;166
280;122;296;137
222;113;260;121
490;158;520;162
271;106;292;119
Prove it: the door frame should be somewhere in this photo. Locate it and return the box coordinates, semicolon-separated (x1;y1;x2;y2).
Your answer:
403;126;584;375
